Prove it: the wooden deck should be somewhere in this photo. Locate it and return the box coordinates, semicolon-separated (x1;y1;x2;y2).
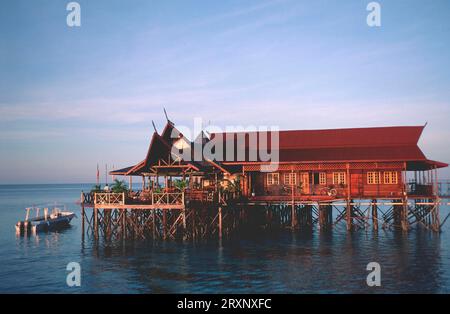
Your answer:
82;191;186;210
92;204;185;210
247;193;443;203
79;188;449;240
81;190;448;210
248;195;339;202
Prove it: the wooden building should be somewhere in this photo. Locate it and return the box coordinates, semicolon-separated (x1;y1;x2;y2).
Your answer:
215;125;447;201
80;118;448;239
112;121;446;202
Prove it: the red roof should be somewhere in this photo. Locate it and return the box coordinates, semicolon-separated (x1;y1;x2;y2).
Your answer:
276;145;426;162
212;126;424;149
110;124;447;175
210;125;447;169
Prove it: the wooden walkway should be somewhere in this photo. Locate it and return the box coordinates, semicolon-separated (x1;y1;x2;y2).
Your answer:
79;188;449;241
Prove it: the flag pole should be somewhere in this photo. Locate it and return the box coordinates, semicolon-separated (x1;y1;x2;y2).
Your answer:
96;163;99;185
112;164;115;182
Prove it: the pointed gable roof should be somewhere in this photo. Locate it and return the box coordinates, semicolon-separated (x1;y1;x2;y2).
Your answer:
111;123;447;175
210;125;447;169
212;125;425;150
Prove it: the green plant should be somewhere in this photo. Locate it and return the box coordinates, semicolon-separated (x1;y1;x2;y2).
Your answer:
173;179;188;191
153;186;162;193
224;177;241;194
91;184;102;193
111;179;128;193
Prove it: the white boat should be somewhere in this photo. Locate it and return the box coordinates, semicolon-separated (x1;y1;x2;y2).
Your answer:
16;205;76;234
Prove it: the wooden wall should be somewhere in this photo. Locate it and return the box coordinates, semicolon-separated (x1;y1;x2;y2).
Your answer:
247;168;404;199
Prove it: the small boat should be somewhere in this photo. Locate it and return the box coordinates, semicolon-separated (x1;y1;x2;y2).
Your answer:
16;205;76;234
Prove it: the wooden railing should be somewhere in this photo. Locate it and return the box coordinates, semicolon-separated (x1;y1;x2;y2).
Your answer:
185;190;214;202
407;183;433;196
82;190;238;206
152;192;184;205
94;192;125;205
84;191;185;206
406;180;450;197
81;192;93;204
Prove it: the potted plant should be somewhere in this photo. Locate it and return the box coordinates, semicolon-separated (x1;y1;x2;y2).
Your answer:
111;179;129;193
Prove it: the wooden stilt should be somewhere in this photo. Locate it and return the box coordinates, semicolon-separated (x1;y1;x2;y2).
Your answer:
81;202;85;234
393;201;402;230
401;198;409;231
121;208;126;238
291;203;296;229
372;199;378;231
218;207;222;240
94;207;99;239
106;209;112;239
162;209;167;240
346;199;352;231
192;208;196;240
152;209;156;239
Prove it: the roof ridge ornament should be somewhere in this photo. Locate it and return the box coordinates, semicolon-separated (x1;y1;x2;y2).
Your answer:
163;108;174;126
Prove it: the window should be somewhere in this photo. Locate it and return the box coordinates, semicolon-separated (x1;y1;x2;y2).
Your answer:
333;172;346;185
267;173;279;185
319;172;327;185
367;172;381;184
383;172;398;184
284;173;297;185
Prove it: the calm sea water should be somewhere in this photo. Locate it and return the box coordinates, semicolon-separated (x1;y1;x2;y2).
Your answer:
0;184;449;293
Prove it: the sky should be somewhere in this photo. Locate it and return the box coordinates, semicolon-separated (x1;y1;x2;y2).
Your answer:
0;0;449;184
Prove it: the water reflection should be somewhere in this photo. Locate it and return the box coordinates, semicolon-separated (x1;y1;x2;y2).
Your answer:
4;185;449;293
76;226;445;293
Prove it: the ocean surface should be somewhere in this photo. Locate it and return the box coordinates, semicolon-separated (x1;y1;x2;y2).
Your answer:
0;184;449;293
